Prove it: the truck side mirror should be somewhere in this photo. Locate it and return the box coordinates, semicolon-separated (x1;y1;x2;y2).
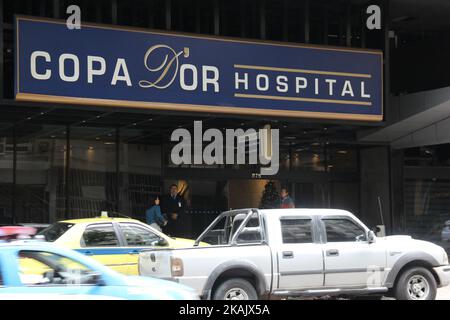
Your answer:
367;230;376;244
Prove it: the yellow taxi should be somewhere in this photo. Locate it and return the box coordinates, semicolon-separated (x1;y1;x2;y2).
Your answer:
37;214;205;275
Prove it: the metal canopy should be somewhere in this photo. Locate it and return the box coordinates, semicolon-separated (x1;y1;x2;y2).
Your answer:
359;86;450;148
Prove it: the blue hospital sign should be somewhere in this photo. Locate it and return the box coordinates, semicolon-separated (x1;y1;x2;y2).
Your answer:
15;16;383;121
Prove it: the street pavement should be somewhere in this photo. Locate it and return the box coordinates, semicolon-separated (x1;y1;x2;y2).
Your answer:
291;286;450;300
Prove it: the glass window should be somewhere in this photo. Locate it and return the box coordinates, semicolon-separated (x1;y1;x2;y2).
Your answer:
403;177;450;249
198;211;260;245
235;215;262;244
15;125;66;223
82;224;119;247
0;124;13;224
120;224;162;246
69;126;118;219
323;218;366;242
38;222;75;242
18;250;98;286
199;214;228;245
281;219;313;244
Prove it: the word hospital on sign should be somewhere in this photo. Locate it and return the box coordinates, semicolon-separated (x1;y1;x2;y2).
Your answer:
234;71;372;99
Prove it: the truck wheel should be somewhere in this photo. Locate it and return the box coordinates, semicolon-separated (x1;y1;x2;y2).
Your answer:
212;278;258;300
394;267;437;300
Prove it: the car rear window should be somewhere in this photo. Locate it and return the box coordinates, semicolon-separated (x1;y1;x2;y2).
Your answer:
37;222;74;242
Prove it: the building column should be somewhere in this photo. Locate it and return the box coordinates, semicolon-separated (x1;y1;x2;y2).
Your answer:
115;127;120;212
304;0;310;43
64;126;71;220
346;1;351;47
359;146;392;233
0;0;3;101
165;0;172;31
213;0;220;36
259;0;266;40
12;124;17;224
389;148;404;233
383;0;391;122
53;0;60;19
112;0;118;24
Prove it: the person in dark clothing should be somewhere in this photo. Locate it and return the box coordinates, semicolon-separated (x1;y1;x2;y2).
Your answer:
160;184;186;237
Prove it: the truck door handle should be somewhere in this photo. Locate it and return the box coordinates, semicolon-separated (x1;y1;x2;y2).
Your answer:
128;250;140;255
282;251;294;259
326;249;339;256
83;250;93;256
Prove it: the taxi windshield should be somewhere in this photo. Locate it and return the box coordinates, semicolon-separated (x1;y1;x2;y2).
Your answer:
38;223;74;242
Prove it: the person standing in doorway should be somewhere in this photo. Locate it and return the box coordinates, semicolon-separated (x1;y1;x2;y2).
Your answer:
280;187;295;208
161;184;186;237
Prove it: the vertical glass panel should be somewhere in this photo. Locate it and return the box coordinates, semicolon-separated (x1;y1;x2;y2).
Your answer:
404;178;450;252
68;126;117;219
119;128;162;221
15;125;66;223
0;124;13;224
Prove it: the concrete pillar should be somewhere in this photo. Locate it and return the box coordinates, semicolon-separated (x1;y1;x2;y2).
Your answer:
359;146;392;233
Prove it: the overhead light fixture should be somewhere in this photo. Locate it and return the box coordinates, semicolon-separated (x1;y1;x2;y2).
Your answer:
337;150;348;154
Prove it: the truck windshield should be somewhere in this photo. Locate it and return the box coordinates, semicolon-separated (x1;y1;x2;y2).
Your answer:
37;222;75;242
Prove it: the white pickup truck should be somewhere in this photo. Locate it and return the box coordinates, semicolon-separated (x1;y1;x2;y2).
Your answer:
138;208;450;300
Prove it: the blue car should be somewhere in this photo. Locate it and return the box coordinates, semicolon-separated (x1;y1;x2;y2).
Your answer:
0;241;198;300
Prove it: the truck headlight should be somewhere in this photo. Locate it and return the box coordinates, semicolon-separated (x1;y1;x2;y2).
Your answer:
171;257;184;277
